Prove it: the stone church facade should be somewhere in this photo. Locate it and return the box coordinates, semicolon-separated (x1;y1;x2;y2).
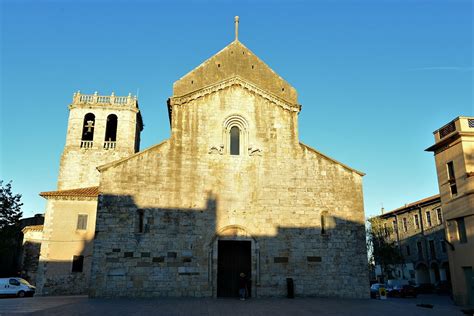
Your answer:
38;19;369;298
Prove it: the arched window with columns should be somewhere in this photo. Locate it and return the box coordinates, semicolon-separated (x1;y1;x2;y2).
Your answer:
223;115;248;156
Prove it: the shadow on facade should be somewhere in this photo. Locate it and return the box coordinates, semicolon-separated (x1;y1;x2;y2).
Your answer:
402;229;450;286
75;193;369;298
20;240;42;284
37;238;94;295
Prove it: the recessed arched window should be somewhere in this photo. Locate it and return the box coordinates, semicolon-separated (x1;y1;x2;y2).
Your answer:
104;114;118;142
81;113;95;141
230;126;240;155
223;115;248;156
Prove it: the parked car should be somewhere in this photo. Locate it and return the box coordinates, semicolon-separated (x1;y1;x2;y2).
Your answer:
414;283;434;294
434;281;452;295
388;285;417;298
0;278;36;297
370;283;389;299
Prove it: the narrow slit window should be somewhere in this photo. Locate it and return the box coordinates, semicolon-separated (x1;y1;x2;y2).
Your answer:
137;209;144;233
321;211;328;235
456;217;467;243
447;161;457;196
230;126;240;155
414;214;420;230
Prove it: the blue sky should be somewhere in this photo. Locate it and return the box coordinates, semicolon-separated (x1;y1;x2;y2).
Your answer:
1;0;472;219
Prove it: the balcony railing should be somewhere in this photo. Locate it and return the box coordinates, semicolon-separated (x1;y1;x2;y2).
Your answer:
80;141;93;149
73;91;137;107
103;141;116;150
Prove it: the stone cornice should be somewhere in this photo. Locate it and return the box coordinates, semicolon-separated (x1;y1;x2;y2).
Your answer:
68;103;140;113
169;76;301;113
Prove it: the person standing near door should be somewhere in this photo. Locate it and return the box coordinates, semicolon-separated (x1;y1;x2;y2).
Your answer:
239;273;247;300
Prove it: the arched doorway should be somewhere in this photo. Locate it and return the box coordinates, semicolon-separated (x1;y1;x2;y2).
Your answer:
415;263;430;284
209;225;259;298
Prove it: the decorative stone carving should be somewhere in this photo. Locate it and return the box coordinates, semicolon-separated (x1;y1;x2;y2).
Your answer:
248;146;262;156
208;145;224;155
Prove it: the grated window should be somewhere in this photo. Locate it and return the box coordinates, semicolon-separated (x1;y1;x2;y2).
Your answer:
439;121;456;138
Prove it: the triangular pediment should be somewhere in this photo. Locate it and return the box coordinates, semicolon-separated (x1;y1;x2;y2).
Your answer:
170;76;300;113
173;41;298;105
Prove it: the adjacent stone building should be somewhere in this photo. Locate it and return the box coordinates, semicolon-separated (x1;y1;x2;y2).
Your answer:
372;195;450;286
38;18;369;298
20;225;44;285
426;116;474;305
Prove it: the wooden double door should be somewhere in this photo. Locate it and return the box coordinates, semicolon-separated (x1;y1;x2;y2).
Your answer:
217;240;251;297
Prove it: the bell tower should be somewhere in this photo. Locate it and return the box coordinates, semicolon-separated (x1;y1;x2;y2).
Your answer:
57;91;143;189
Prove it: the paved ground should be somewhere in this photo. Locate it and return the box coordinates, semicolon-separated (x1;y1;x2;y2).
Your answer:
0;294;470;316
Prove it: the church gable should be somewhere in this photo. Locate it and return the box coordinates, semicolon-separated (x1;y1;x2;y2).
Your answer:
300;143;365;176
173;41;298;105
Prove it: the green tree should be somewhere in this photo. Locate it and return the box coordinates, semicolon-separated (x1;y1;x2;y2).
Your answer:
0;180;23;276
1;181;23;228
367;217;404;281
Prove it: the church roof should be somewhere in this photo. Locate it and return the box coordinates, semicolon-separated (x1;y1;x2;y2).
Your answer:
40;186;99;198
300;143;365;176
173;40;298;105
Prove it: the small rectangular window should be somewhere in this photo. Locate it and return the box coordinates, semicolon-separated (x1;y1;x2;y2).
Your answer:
426;211;432;227
76;214;88;230
429;240;436;259
447;161;458;196
437;208;443;224
274;257;288;263
383;223;389;237
414;214;420;230
417;242;423;259
72;255;84;272
456;217;467;243
402;218;408;232
392;220;398;233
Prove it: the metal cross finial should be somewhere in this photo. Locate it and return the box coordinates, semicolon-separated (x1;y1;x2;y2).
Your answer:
234;16;239;41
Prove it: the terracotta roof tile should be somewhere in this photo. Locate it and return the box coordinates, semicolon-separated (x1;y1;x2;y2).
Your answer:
22;225;43;233
40;186;99;198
